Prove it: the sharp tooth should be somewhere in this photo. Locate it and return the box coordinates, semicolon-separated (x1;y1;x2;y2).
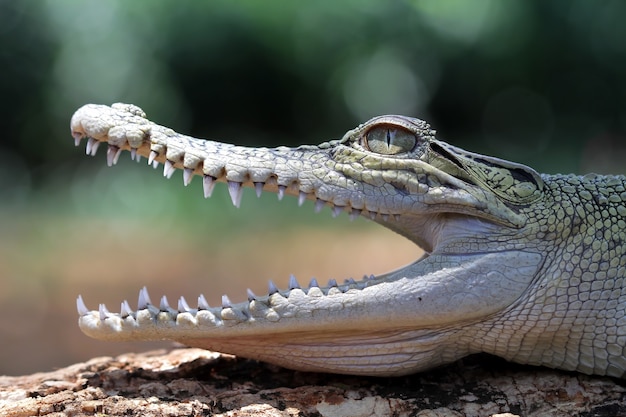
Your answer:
221;295;232;309
328;278;338;288
369;211;377;220
99;304;111;321
106;146;116;166
246;289;257;301
288;274;300;290
135;154;142;163
314;199;325;213
370;274;376;280
268;280;279;295
345;278;356;285
120;300;132;317
89;139;101;156
74;136;82;147
183;168;194;186
349;209;361;221
148;150;158;166
298;192;307;206
198;294;210;310
178;296;191;312
381;214;389;222
76;295;88;316
227;181;243;207
86;138;95;155
203;175;216;198
163;160;176;178
160;295;170;311
114;148;123;164
332;206;343;217
308;278;319;288
254;182;263;197
277;185;286;200
138;287;152;310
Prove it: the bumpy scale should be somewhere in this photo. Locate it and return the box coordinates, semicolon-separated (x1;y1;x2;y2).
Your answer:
71;103;626;378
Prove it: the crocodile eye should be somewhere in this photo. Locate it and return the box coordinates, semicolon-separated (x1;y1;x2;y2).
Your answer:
364;126;417;155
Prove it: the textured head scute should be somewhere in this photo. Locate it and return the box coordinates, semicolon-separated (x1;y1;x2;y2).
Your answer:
431;141;545;205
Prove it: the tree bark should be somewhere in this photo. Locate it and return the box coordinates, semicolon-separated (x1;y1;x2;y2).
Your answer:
0;348;624;416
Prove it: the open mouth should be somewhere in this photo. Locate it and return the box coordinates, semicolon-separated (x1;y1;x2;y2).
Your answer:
69;103;543;376
70;105;423;331
74;167;418;325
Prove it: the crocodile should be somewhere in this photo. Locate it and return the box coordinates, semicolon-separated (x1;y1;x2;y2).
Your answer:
71;103;626;378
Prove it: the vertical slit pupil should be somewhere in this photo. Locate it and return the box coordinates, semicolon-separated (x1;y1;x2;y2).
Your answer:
386;129;391;146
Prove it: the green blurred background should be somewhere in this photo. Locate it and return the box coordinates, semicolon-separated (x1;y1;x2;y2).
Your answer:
1;0;625;375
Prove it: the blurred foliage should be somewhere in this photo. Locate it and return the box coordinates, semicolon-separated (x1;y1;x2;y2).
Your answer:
1;0;625;181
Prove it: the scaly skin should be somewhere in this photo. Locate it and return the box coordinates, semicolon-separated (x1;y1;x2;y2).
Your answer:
71;103;626;378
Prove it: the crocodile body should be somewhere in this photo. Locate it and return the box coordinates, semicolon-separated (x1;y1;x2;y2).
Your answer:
71;103;626;378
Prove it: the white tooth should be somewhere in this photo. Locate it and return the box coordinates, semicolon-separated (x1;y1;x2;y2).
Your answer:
221;295;232;309
135;154;141;163
76;295;89;316
86;138;95;155
308;278;319;288
349;209;361;221
198;294;210;310
178;296;191;312
107;145;120;166
288;274;300;289
106;146;116;167
277;185;286;200
99;304;111;321
227;181;243;207
138;287;152;310
90;139;101;156
314;199;325;213
382;214;389;222
203;176;216;198
183;168;194;186
246;289;257;301
74;136;82;147
89;140;100;156
160;295;170;310
394;214;400;222
148;150;158;166
268;280;279;295
369;211;377;220
130;148;137;161
163;160;176;178
298;192;307;206
152;160;159;169
254;182;263;197
332;206;343;218
113;147;122;165
120;300;132;317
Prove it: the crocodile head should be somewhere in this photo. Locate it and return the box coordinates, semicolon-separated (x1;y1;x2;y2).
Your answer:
71;103;549;376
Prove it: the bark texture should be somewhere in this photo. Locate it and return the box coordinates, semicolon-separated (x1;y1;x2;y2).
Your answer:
0;348;624;417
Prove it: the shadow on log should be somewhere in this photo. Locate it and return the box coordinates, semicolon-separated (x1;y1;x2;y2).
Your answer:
0;348;624;416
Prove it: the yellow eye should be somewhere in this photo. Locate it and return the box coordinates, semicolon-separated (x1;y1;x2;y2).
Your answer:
364;126;417;155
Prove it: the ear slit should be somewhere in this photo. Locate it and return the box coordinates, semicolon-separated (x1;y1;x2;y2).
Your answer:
430;142;464;169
